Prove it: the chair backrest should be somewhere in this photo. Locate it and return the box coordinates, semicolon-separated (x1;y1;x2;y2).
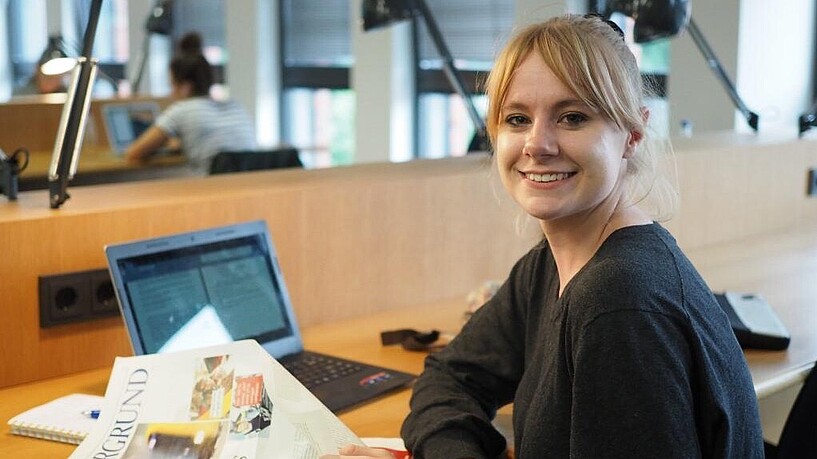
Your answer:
209;148;303;175
774;363;817;458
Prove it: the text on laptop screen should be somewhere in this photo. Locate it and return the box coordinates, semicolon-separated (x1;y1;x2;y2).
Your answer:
115;234;294;354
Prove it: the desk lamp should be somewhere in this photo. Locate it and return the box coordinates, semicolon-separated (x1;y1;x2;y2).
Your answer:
599;0;759;132
132;0;174;94
361;0;489;152
46;0;103;209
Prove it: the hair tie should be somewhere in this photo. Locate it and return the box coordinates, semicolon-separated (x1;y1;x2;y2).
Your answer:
583;12;626;41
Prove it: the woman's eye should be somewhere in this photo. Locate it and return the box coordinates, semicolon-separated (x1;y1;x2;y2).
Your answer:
505;114;529;126
560;112;588;126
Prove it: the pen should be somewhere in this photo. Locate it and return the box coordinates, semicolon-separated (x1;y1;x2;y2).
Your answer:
82;410;101;419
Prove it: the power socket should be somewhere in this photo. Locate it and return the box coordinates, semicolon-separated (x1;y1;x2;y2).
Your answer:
39;268;120;327
808;168;817;196
90;269;118;315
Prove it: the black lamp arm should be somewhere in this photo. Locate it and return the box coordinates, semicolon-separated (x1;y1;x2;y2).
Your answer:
413;0;487;137
48;0;102;209
131;33;152;93
686;17;759;132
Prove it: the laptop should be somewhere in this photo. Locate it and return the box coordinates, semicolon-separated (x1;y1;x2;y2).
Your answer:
101;101;160;155
104;220;416;413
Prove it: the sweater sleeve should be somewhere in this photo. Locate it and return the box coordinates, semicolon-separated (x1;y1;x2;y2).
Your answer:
401;249;539;459
569;308;701;458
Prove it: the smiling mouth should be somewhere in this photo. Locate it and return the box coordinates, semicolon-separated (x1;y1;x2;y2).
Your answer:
523;172;575;183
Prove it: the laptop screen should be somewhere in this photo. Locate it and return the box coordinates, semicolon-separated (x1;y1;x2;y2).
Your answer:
106;221;303;357
102;102;159;155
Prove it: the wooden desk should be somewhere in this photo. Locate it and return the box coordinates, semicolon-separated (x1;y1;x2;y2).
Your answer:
17;147;190;191
1;94;185;190
0;299;464;458
3;224;817;456
684;226;817;398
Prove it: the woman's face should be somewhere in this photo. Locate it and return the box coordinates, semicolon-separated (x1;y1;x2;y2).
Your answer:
494;52;639;224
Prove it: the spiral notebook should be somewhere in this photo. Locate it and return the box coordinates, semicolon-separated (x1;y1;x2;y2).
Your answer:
7;393;104;445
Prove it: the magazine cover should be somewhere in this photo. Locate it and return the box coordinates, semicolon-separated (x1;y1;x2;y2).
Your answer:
70;340;363;458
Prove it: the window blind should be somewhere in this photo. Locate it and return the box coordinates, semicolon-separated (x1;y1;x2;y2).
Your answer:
417;0;514;71
282;0;351;68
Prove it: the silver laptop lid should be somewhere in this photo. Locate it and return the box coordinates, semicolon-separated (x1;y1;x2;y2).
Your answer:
101;101;159;155
105;220;304;358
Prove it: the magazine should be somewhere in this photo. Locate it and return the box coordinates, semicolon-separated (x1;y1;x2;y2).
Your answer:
70;340;364;458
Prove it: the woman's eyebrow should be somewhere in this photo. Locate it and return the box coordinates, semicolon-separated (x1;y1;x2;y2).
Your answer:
552;98;591;111
501;97;590;114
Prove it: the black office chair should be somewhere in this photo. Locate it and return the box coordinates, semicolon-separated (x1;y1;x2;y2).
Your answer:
764;363;817;458
209;148;303;175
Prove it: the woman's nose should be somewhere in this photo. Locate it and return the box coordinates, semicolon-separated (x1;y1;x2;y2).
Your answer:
523;122;558;159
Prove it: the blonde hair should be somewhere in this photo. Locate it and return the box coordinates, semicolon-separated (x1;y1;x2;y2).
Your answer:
485;14;677;221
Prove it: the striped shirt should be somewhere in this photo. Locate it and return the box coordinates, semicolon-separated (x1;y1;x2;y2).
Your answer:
155;97;257;174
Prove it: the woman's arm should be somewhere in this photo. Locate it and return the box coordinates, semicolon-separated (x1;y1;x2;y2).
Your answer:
124;125;170;162
401;250;540;459
569;309;699;458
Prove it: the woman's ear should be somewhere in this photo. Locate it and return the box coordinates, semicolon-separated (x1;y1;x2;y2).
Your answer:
623;129;642;158
624;107;650;158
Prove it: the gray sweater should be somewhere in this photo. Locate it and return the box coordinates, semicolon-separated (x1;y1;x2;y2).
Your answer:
402;223;763;459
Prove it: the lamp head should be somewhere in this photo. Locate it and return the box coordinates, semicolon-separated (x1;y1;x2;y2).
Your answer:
38;36;75;76
146;0;174;35
40;57;77;76
361;0;417;32
599;0;691;43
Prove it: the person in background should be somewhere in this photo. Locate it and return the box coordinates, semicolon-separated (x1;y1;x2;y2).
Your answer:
125;32;256;174
323;13;763;459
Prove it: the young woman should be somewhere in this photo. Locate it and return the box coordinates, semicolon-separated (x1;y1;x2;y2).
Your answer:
324;14;763;459
125;33;256;174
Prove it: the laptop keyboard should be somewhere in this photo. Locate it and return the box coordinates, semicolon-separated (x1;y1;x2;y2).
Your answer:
283;354;363;389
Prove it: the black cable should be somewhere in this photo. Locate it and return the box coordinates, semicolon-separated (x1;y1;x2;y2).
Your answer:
10;147;29;172
1;147;27;200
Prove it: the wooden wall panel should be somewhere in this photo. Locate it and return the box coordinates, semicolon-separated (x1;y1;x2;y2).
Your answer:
0;95;171;156
664;133;817;248
1;133;817;388
0;155;538;388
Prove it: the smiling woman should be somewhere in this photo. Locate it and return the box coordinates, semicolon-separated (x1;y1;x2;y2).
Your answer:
393;14;763;459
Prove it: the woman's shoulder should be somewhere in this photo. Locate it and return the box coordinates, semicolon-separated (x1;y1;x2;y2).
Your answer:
593;223;678;273
162;97;228;120
565;224;690;313
169;97;213;109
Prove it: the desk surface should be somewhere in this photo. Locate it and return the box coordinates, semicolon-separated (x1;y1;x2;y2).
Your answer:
684;224;817;398
17;147;190;191
3;224;817;456
0;300;463;457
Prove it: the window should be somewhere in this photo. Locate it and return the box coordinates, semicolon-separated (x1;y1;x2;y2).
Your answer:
5;0;128;98
415;0;515;158
68;0;129;96
6;0;47;88
280;0;354;168
171;0;226;89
